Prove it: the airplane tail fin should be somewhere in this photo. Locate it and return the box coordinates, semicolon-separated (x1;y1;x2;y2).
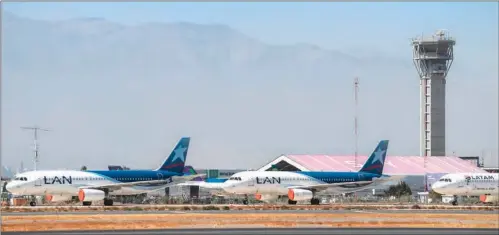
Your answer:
154;137;190;173
182;166;205;181
359;140;389;175
183;165;198;175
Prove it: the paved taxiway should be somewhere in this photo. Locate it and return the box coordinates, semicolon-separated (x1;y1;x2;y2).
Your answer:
3;228;499;235
2;209;497;216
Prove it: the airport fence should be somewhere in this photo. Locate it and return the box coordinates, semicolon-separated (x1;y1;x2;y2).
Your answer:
1;192;493;207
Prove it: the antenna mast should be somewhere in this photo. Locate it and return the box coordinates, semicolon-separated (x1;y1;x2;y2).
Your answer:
21;125;50;171
354;77;359;171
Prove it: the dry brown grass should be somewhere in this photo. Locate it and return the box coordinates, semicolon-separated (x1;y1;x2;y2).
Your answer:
4;212;498;221
2;212;498;232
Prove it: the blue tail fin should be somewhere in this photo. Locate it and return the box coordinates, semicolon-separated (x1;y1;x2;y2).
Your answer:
154;137;190;173
359;140;389;175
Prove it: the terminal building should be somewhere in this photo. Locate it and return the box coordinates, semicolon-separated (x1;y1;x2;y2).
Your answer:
195;169;245;179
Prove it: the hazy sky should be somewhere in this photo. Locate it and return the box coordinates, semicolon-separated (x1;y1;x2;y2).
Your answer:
2;2;498;171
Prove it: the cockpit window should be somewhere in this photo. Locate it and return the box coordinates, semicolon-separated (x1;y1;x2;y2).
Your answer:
14;177;27;181
438;178;452;182
228;177;242;181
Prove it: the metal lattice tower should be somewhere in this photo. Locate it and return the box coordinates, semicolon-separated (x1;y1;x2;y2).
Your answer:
21;125;50;171
412;29;456;157
354;77;359;171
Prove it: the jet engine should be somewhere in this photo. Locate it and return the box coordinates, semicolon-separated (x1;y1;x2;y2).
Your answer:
288;189;313;201
78;189;105;202
480;195;499;203
255;193;278;202
45;194;72;203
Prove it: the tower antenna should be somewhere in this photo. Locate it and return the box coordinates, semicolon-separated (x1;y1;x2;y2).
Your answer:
20;125;50;171
354;77;359;171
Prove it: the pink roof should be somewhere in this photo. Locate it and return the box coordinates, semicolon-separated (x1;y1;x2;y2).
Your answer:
285;155;487;175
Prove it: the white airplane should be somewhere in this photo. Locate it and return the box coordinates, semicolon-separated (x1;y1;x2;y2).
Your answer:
431;173;499;205
6;137;205;206
190;140;404;205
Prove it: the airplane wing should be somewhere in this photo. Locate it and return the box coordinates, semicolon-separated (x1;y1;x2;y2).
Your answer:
178;181;229;196
78;174;206;191
177;181;204;186
374;175;406;184
287;181;374;192
287;176;405;192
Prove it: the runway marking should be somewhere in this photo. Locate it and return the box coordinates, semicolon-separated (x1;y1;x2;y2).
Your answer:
353;210;376;213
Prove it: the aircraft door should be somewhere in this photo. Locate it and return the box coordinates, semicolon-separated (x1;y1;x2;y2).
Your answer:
457;178;470;194
34;178;42;187
248;177;255;187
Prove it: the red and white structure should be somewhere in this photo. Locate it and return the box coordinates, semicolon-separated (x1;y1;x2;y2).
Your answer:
258;155;486;175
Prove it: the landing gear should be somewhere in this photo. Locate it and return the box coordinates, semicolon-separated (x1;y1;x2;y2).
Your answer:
104;198;114;206
243;195;249;205
28;195;36;207
82;201;92;206
450;195;458;206
310;198;320;205
288;199;297;205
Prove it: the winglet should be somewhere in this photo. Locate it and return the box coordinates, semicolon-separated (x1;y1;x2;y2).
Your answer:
154;137;190;173
358;140;389;175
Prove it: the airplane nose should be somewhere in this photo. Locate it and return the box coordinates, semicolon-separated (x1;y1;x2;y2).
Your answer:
431;182;444;193
221;183;236;193
5;182;14;193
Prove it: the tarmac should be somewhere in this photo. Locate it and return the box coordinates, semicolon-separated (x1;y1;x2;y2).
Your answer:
2;209;497;216
3;228;499;235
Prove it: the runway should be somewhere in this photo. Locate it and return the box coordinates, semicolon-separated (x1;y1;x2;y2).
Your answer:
3;228;499;235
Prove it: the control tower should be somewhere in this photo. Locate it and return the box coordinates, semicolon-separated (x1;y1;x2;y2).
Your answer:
412;29;456;157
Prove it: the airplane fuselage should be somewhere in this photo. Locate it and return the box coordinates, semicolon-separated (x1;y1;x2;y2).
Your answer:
7;170;182;197
222;171;383;196
432;173;499;197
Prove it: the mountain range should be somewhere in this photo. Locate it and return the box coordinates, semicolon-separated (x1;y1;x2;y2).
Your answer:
1;11;497;169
